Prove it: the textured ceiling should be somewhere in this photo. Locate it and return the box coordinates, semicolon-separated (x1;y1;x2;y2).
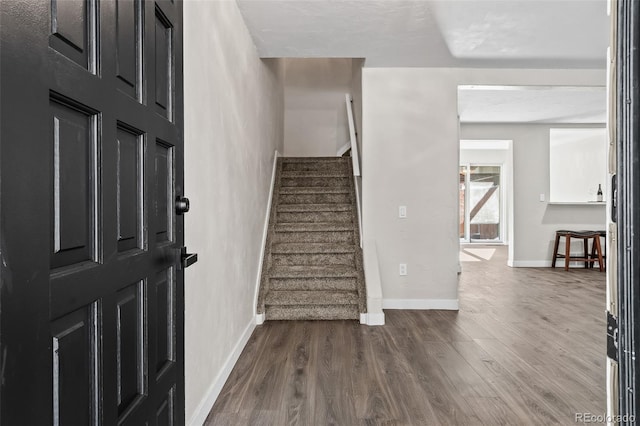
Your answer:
236;0;609;68
458;86;606;123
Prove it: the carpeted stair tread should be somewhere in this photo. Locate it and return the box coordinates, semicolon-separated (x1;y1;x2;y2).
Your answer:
275;222;354;232
277;203;352;213
269;265;359;279
265;305;359;321
271;243;355;254
265;290;358;305
281;171;350;178
274;231;354;244
279;186;350;194
283;157;348;162
276;210;353;223
280;177;350;189
269;277;357;291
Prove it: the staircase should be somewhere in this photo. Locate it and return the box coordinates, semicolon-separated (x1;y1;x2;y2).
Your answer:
257;157;366;320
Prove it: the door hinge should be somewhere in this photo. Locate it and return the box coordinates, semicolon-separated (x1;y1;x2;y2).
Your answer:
608;311;619;361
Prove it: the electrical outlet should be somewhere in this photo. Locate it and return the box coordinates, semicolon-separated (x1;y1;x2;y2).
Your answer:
399;205;407;218
399;263;407;276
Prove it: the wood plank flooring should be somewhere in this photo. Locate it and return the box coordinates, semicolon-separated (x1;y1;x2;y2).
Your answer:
205;245;606;425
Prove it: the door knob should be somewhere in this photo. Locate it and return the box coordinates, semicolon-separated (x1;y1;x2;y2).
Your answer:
175;196;190;215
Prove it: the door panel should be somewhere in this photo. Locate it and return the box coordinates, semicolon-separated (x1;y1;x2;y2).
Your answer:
155;141;175;244
50;97;99;269
155;267;176;375
115;281;146;416
156;386;176;426
116;0;143;100
49;0;98;72
1;1;185;424
51;302;100;426
116;125;145;254
154;7;173;120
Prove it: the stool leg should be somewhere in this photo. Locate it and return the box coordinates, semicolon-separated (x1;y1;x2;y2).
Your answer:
591;237;596;269
595;236;604;272
552;234;560;268
565;235;571;271
583;237;589;269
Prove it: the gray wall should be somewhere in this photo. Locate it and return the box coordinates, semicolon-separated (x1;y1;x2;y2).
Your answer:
283;58;352;156
184;2;284;422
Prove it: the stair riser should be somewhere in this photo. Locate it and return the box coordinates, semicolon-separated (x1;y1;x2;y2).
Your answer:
265;305;359;320
279;193;351;204
282;162;349;173
274;231;354;244
271;253;355;267
277;211;353;223
280;177;350;188
269;277;357;291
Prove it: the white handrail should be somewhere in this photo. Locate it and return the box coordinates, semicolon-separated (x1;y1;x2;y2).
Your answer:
345;94;361;176
345;94;363;248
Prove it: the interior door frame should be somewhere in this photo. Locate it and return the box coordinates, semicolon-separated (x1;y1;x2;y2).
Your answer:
459;163;505;244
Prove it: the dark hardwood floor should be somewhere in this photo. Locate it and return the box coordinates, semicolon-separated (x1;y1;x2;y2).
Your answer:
205;245;606;425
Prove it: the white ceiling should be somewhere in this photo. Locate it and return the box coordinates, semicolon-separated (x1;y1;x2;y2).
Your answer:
458;86;606;123
236;0;609;68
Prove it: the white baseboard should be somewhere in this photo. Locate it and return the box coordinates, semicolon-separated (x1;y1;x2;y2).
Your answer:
511;260;596;268
511;260;552;267
187;320;255;426
336;142;350;156
360;312;385;325
382;298;459;310
253;150;279;316
255;313;265;325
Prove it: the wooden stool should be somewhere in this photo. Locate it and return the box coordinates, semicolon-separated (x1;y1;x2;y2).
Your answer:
590;230;606;270
551;230;604;272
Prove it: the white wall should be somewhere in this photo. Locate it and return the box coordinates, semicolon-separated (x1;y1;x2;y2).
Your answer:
184;1;283;423
283;58;352;156
362;68;605;307
461;124;606;266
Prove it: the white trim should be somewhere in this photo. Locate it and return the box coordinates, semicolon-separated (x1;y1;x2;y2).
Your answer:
354;178;363;248
362;240;384;325
511;260;551;267
187;320;255;426
511;260;597;268
360;312;385;325
345;93;363;246
345;94;361;176
382;299;459;310
253;150;279;317
336;142;351;157
255;313;265;325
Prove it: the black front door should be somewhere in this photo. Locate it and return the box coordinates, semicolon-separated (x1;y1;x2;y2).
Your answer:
0;1;186;424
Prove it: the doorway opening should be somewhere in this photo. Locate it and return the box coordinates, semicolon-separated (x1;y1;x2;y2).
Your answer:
459;163;503;243
459;139;512;269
